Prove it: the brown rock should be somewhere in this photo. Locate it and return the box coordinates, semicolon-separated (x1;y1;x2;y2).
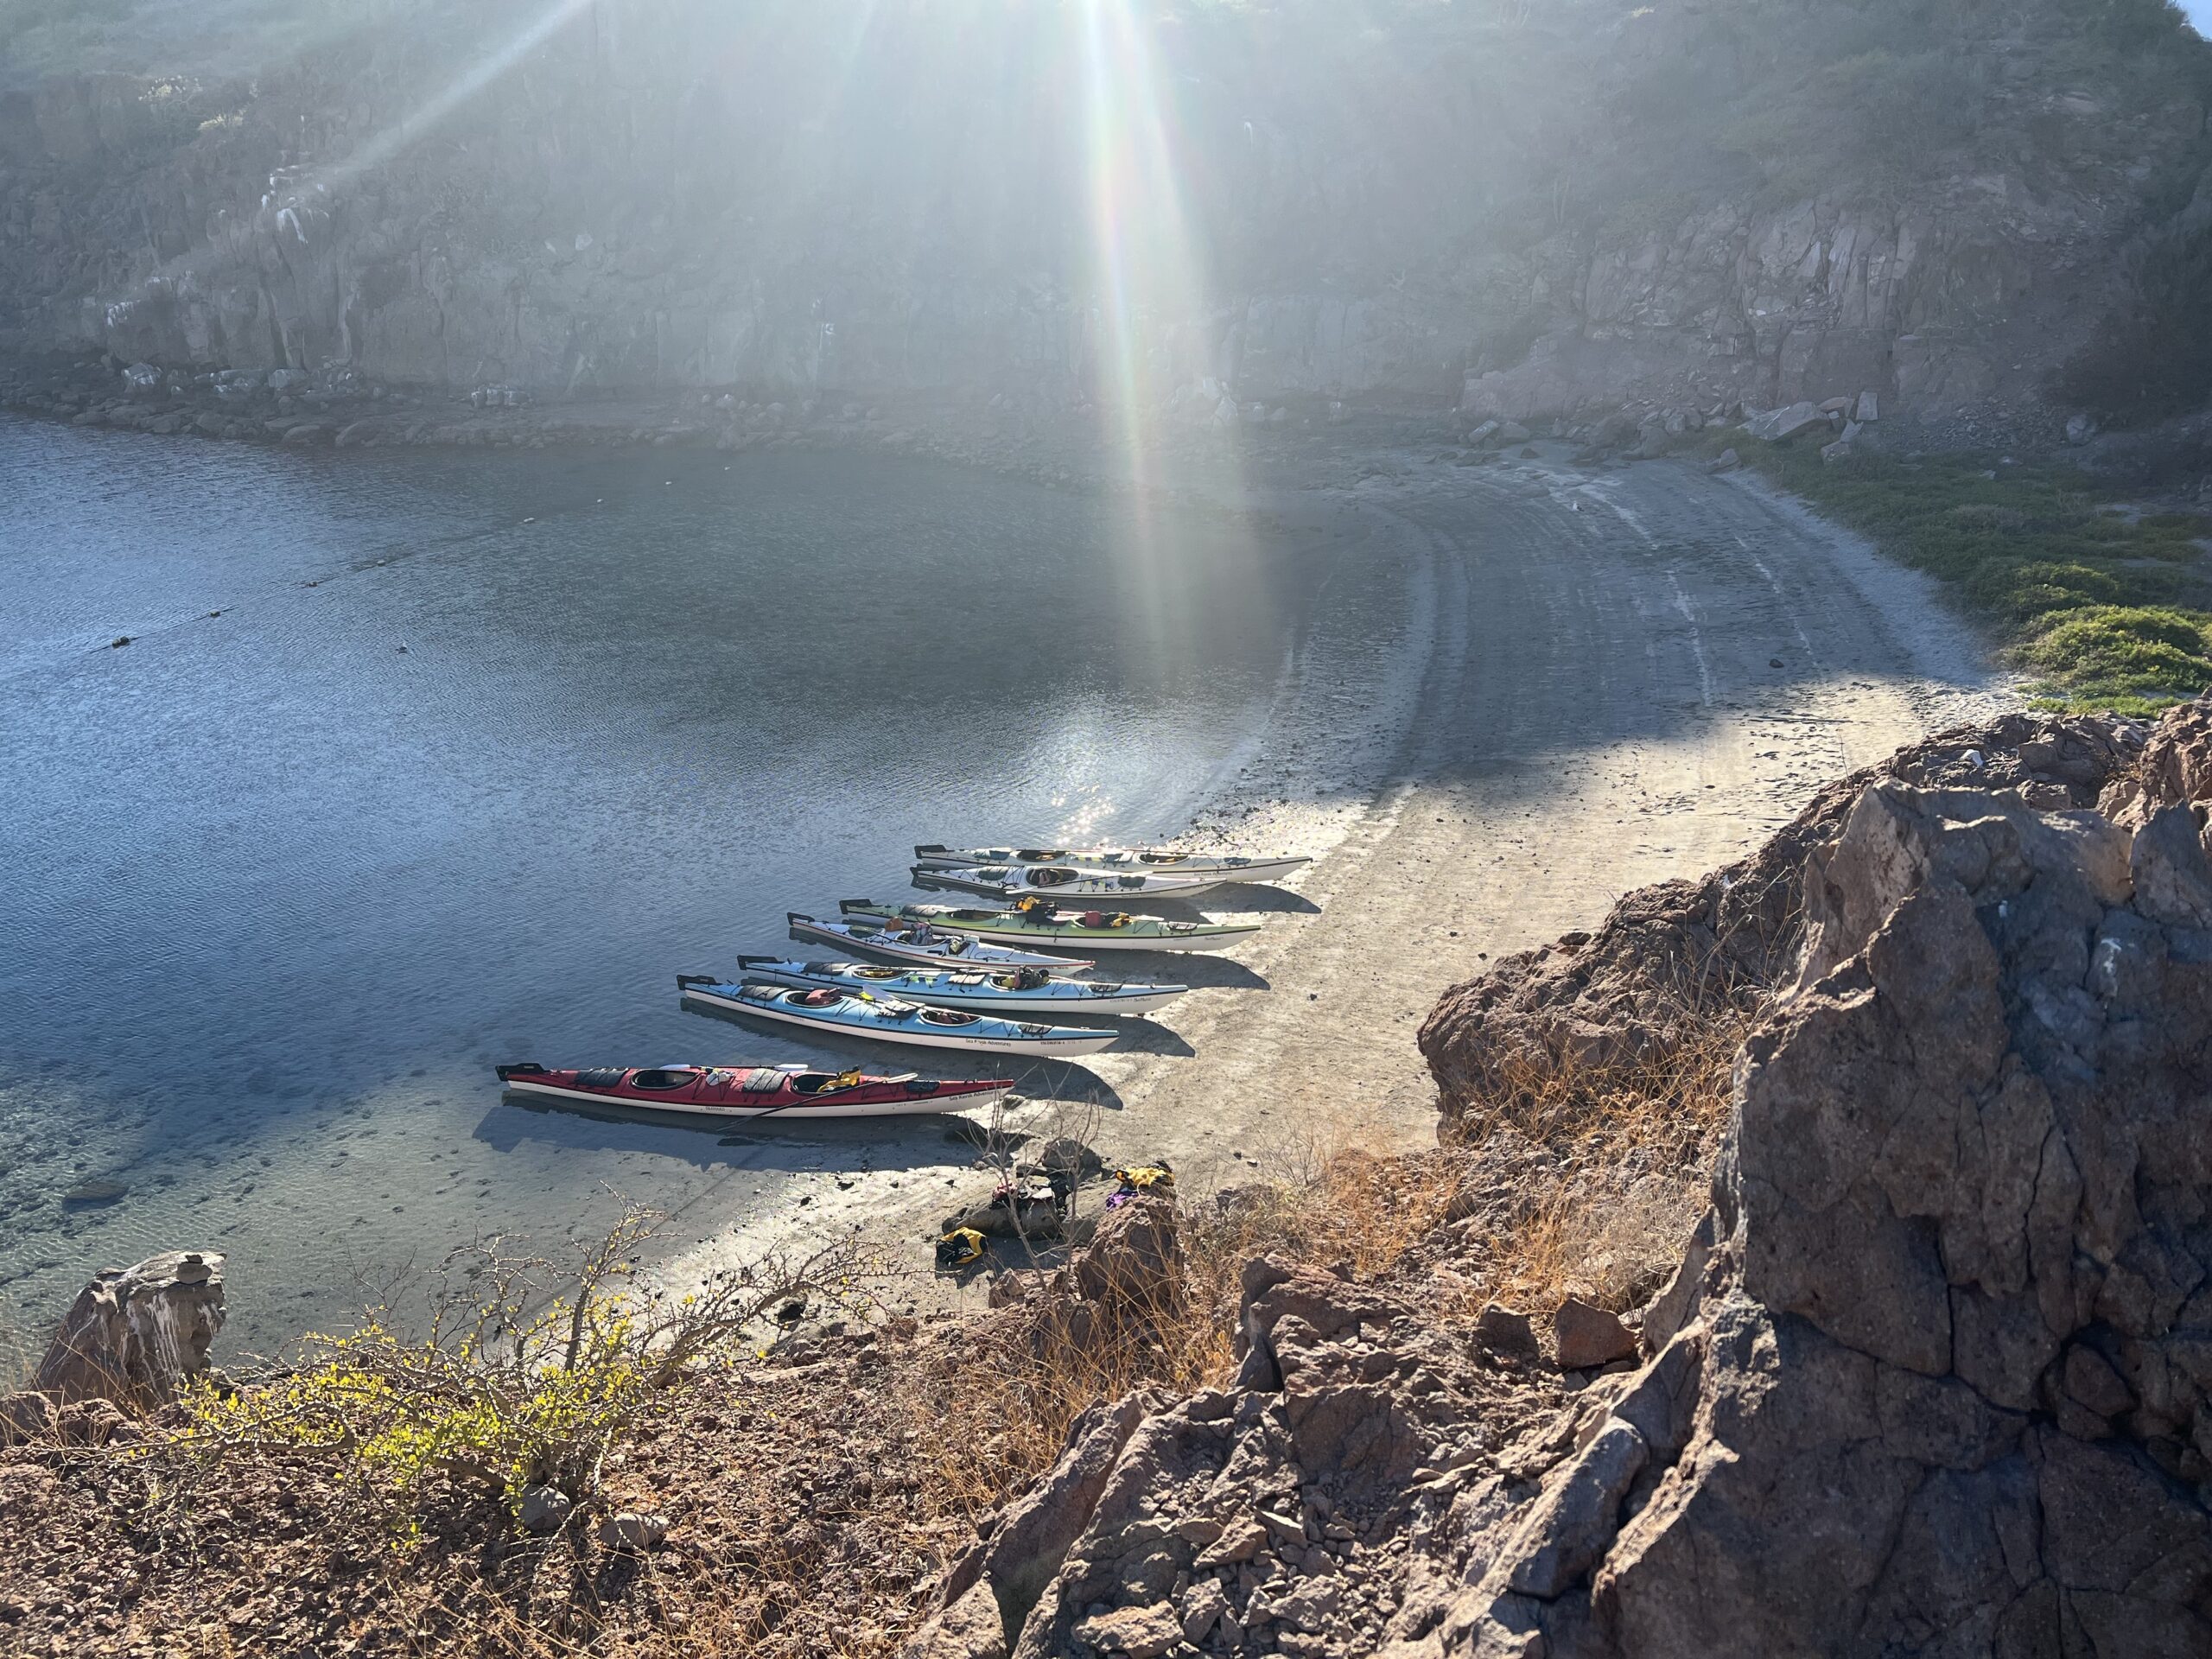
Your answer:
32;1249;226;1409
1420;714;2147;1129
2099;694;2212;830
2131;803;2212;927
1552;1298;1636;1370
1452;779;2212;1655
1070;1602;1179;1659
1475;1302;1539;1359
0;1391;57;1448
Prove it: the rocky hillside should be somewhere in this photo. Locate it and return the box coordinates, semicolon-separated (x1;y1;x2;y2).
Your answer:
5;702;2207;1657
888;702;2212;1659
2;0;2209;438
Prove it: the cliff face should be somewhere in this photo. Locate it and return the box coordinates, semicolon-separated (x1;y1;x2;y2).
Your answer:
0;0;2207;427
887;702;2212;1659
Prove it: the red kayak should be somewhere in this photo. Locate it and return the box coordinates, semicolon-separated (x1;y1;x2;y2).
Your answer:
494;1062;1012;1121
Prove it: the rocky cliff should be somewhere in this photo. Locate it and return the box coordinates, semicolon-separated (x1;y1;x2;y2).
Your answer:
2;0;2208;435
893;697;2212;1659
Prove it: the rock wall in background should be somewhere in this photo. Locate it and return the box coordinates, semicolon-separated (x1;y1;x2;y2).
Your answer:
0;0;2205;430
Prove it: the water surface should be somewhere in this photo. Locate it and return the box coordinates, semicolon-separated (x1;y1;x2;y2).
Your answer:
0;419;1419;1363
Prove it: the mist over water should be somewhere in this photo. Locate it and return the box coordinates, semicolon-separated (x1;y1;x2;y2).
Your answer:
0;416;1423;1366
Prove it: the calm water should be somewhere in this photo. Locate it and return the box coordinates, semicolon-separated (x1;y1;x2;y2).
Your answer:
0;416;1420;1364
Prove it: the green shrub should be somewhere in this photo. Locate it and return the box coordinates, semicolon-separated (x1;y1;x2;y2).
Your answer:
1721;437;2212;712
2018;605;2212;708
175;1204;881;1529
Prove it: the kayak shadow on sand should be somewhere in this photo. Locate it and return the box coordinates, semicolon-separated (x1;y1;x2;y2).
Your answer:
1210;885;1319;916
1104;1020;1195;1058
1151;953;1268;990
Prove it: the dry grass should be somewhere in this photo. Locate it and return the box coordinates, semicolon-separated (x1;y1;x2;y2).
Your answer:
1446;984;1749;1314
885;987;1751;1537
890;1143;1477;1528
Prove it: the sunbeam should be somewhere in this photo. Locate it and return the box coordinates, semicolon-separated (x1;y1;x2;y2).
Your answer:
1074;0;1254;650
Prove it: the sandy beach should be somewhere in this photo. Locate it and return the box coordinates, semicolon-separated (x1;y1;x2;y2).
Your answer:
662;439;2018;1295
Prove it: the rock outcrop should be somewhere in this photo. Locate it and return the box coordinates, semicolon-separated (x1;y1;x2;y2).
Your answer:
26;1249;225;1411
1419;712;2150;1128
905;699;2212;1659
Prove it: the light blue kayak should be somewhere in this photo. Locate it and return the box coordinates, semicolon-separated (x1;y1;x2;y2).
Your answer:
676;976;1118;1057
734;956;1188;1017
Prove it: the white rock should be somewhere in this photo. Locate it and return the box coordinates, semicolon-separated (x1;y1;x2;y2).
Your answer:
1746;401;1825;442
518;1485;572;1533
596;1510;671;1551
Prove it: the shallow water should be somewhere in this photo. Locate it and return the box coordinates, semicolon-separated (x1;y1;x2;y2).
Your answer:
0;418;1423;1365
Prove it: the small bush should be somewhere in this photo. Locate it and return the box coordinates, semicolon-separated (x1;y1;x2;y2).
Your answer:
2018;604;2212;709
175;1203;882;1528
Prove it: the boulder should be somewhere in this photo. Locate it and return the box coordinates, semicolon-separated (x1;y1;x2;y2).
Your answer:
1706;446;1739;474
1071;1191;1181;1314
596;1511;671;1552
1420;714;2147;1128
2098;693;2212;831
1742;401;1824;442
31;1250;225;1410
0;1390;57;1448
1854;390;1880;422
1071;1603;1180;1659
517;1484;573;1533
1552;1299;1636;1370
1474;1302;1540;1359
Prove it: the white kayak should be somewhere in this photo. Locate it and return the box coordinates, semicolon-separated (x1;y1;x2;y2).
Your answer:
786;911;1088;970
912;862;1232;903
915;843;1311;885
735;956;1189;1016
841;899;1261;953
677;976;1119;1057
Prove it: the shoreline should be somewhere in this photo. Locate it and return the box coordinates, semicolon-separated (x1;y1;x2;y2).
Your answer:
649;438;2023;1306
0;410;2024;1361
